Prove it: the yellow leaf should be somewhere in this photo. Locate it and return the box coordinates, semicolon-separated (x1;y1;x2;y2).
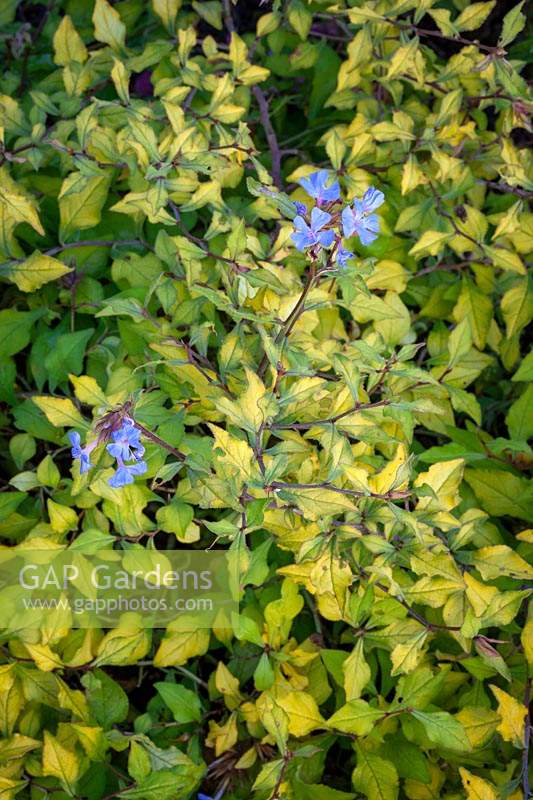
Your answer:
390;629;428;676
70;724;107;759
0;777;28;800
110;58;130;104
276;691;324;737
521;618;533;666
23;643;63;672
459;768;497;800
59;173;111;241
32;396;86;428
464;572;498;617
53;15;87;65
369;443;410;494
0;665;24;737
92;0;126;51
5;251;72;293
473;545;533;581
209;424;254;482
409;230;452;258
42;731;81;794
353;749;399;800
206;712;238;756
415;458;464;512
94;616;150;666
456;707;500;749
0;190;44;236
154;627;210;667
32;396;87;428
386;39;419;79
47;499;78;534
69;374;107;407
343;639;371;700
215;662;244;710
56;678;90;721
490;684;527;747
455;1;496;32
152;0;182;32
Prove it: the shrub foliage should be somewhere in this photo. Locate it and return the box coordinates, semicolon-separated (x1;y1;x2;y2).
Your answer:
0;0;532;799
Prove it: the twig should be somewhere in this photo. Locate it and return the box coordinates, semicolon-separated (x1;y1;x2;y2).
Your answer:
414;260;473;278
222;0;235;33
358;567;461;632
478;180;533;199
391;19;506;56
270;752;293;800
269;399;390;430
257;262;317;379
270;481;411;502
133;422;186;461
252;86;282;190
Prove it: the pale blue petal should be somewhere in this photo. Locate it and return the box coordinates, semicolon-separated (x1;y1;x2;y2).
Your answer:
310;207;332;231
317;229;335;248
361;187;385;213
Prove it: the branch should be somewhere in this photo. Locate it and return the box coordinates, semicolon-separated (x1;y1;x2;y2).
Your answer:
252;86;282;190
392;19;506;56
358;566;461;632
269;481;411;502
257;262;317;379
133;422;186;462
269;399;390;430
222;0;235;33
478;179;533;199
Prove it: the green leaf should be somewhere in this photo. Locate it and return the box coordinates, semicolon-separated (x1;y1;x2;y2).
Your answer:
155;683;202;724
499;1;526;47
0;310;43;357
44;330;94;390
81;670;129;730
352;748;399;800
328;700;385;736
464;468;533;522
410;710;471;752
455;1;496;32
92;0;126;51
59;173;111;242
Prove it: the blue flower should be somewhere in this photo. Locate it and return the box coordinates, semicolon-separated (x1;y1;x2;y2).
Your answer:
108;460;148;489
68;431;96;475
291;207;335;252
106;420;145;462
298;170;340;206
336;246;354;269
342;186;384;246
105;419;147;488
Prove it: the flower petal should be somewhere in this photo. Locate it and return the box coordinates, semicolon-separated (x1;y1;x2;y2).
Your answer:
361;186;385;213
310;206;332;231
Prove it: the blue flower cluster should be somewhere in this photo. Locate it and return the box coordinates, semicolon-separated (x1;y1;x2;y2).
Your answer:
290;170;384;267
69;418;147;488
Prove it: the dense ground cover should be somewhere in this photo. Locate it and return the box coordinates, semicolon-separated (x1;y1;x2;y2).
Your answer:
0;0;532;798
